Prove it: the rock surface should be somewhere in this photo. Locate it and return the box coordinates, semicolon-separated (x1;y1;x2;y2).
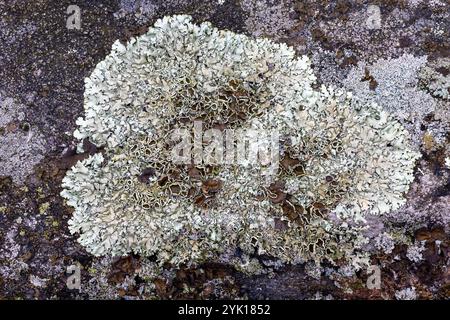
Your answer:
0;0;448;299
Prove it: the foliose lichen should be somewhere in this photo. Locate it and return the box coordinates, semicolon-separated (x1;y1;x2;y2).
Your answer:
61;15;420;269
419;57;450;101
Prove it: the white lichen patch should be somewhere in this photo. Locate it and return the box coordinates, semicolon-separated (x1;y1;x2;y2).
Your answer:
374;232;395;254
0;92;23;127
395;286;417;300
29;274;49;288
406;241;425;263
419;57;450;101
114;0;158;22
241;0;297;40
0;91;46;184
0;225;29;281
61;15;419;269
342;54;446;147
0;130;47;184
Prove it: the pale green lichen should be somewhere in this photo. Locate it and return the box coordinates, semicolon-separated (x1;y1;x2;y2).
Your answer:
61;15;419;268
419;57;450;101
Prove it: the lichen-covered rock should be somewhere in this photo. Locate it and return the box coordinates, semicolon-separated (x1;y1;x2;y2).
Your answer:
342;54;442;147
419;57;450;101
61;15;419;269
395;286;417;300
0;91;46;185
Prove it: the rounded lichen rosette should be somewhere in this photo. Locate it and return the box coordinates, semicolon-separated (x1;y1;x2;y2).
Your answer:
61;15;419;267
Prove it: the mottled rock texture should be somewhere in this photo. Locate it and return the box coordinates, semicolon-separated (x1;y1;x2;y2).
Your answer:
0;0;448;299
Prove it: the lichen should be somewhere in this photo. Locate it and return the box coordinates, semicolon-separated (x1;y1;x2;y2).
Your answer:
0;91;46;185
114;0;158;23
342;54;448;147
61;15;419;270
395;286;417;300
419;57;450;101
406;241;425;263
240;0;297;40
374;232;395;254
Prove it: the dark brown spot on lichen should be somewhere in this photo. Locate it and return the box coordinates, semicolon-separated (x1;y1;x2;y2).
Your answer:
361;68;378;90
202;179;222;195
138;167;156;184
